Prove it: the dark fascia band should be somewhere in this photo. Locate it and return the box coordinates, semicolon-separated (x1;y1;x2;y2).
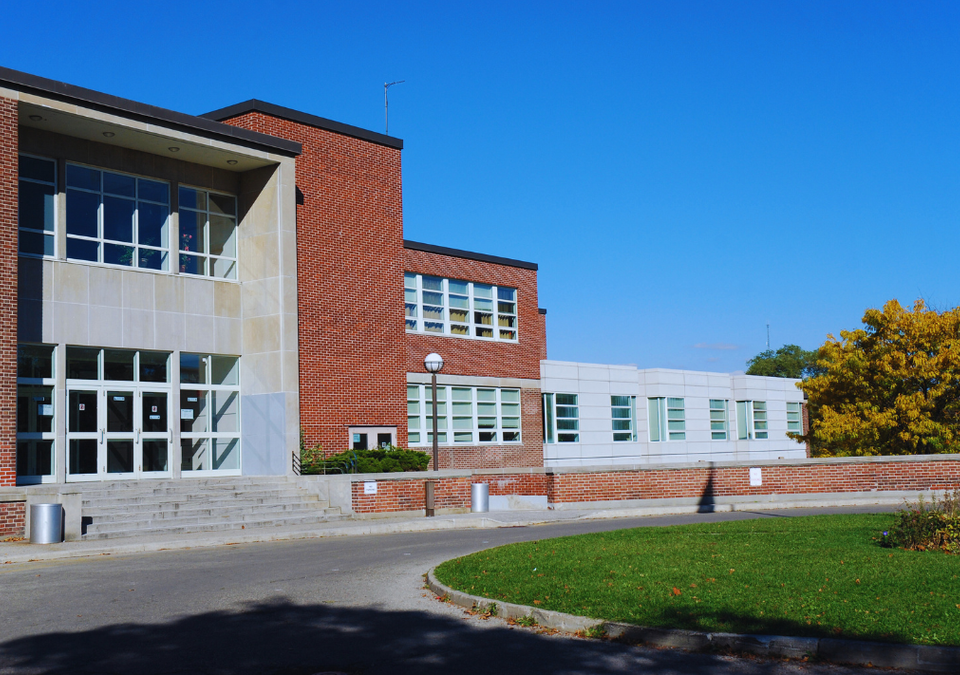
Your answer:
404;240;538;271
202;100;403;150
0;66;302;157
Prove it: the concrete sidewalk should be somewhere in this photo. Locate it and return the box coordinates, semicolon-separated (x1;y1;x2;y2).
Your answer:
0;491;906;565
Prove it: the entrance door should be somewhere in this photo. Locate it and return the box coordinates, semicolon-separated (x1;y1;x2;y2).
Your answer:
141;390;170;475
66;387;172;481
67;388;100;481
105;390;135;477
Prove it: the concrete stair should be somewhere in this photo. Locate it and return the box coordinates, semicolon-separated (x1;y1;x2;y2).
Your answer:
77;477;344;540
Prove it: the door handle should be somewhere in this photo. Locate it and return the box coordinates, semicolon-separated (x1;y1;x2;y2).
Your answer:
136;428;141;443
168;428;173;443
100;428;105;444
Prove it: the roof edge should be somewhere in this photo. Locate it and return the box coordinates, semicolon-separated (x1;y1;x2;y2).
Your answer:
404;240;538;271
202;100;403;150
0;66;302;157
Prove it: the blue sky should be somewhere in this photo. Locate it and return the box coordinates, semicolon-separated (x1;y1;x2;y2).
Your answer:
4;1;958;372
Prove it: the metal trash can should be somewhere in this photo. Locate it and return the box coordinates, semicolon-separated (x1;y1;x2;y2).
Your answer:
471;483;489;513
30;503;63;544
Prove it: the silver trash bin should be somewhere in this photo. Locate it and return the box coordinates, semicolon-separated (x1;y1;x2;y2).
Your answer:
471;483;489;513
30;503;63;544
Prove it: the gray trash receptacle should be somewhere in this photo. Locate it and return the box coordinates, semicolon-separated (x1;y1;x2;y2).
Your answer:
30;503;63;544
471;483;489;513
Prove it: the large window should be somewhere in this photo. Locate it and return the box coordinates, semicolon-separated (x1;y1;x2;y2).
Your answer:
18;155;56;257
66;164;170;270
611;395;637;442
710;399;729;440
407;384;520;445
179;187;238;279
180;354;241;472
404;273;518;341
542;393;579;443
17;344;55;480
736;401;768;440
649;397;685;441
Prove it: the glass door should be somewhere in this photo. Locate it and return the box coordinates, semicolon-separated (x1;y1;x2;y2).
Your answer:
105;390;135;477
141;390;171;476
67;388;100;481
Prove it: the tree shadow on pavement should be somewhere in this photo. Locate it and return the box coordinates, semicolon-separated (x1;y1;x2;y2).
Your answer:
0;598;870;675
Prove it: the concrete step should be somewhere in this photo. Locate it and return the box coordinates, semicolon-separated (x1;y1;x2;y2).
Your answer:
85;501;329;521
76;475;339;540
82;491;319;508
82;513;344;539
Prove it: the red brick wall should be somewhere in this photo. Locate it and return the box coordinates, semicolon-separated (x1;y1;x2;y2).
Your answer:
404;248;545;469
549;460;960;503
404;248;543;380
347;457;960;513
221;112;406;455
0;502;25;537
0;98;17;487
351;472;548;513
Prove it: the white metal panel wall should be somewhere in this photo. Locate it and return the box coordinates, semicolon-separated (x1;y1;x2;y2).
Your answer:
541;360;806;468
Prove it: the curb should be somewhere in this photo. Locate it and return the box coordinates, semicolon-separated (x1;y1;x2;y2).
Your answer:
426;569;960;672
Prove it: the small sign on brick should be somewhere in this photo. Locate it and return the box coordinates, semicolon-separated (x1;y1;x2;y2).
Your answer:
364;481;378;495
749;467;762;486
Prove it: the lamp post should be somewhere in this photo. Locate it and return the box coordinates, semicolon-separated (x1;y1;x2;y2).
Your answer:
423;352;444;470
423;353;444;518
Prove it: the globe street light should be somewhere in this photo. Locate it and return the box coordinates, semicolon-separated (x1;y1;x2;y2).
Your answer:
423;353;444;471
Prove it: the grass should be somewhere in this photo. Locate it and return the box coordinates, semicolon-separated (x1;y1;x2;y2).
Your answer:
434;514;960;646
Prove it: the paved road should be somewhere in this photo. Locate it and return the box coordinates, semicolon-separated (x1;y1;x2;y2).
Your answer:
0;507;896;674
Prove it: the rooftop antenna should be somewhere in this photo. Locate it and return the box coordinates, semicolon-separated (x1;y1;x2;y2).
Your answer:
384;80;405;135
766;322;770;350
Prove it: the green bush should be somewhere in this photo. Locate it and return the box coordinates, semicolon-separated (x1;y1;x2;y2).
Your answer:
884;488;960;554
300;443;430;475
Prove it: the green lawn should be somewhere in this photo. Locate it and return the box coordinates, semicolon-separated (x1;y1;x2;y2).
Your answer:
434;514;960;646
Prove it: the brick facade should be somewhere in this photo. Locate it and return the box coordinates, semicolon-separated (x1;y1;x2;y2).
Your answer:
403;247;543;380
0;98;17;487
346;456;960;513
404;248;545;469
0;501;25;537
221;112;407;456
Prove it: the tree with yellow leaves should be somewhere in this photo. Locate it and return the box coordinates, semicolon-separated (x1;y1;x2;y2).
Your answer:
799;299;960;456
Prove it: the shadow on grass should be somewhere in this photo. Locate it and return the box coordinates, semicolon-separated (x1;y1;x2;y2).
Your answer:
0;598;869;675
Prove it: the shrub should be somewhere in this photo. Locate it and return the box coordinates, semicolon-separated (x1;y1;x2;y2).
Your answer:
885;488;960;554
300;444;430;475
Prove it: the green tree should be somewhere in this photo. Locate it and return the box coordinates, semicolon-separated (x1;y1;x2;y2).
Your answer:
799;299;960;457
746;344;818;379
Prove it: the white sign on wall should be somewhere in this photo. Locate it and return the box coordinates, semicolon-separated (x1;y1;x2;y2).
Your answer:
364;481;378;495
749;467;762;486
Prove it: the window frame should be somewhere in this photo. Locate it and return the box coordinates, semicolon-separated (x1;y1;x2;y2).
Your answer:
611;395;637;442
787;402;802;434
709;399;729;440
407;384;521;446
404;273;519;342
542;392;579;443
179;353;242;474
649;397;685;441
178;185;239;280
64;161;172;272
16;344;57;483
18;154;58;259
736;400;769;440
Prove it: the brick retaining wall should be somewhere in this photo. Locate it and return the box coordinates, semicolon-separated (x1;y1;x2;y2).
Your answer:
347;455;960;514
0;501;25;537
